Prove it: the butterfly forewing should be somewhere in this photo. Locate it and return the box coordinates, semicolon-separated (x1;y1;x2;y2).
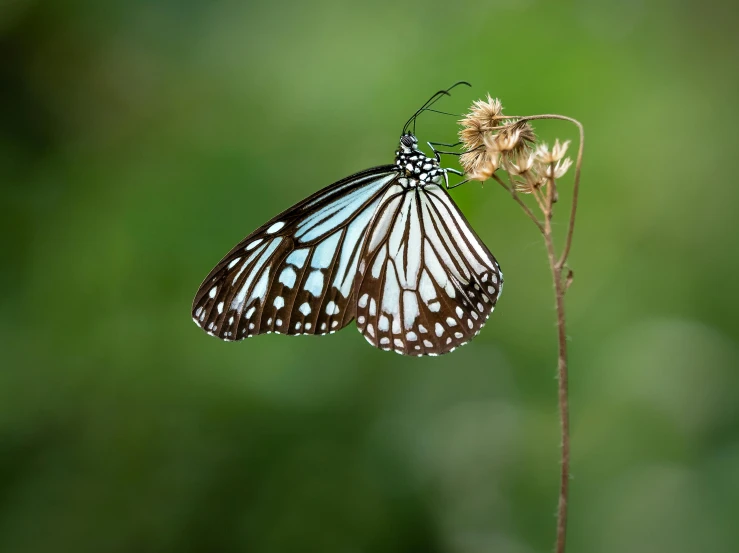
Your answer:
354;183;503;356
192;167;398;340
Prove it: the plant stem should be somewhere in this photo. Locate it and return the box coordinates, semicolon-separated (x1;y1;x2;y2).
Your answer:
491;174;544;232
543;195;570;553
553;271;570;553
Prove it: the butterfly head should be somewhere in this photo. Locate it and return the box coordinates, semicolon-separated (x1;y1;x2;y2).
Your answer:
399;132;419;154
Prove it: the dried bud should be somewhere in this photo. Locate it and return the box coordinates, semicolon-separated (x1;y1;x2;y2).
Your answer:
461;149;500;182
536;139;570;164
506;151;536;176
458;116;486;151
543;157;573;179
468;94;503;129
458;95;505;151
495;127;522;152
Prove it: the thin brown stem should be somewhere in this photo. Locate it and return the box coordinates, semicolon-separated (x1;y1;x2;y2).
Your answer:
537;175;570;553
549;246;570;553
491;173;544;233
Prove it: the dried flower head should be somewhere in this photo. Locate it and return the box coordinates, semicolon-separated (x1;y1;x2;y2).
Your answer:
467;94;503;129
543;157;573;180
499;120;536;153
458;94;504;152
536;139;570;164
461;148;500;181
506;151;536;176
458;96;540;182
458;116;486;151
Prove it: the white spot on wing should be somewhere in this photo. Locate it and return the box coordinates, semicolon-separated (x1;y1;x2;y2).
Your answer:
419;271;436;303
403;291;419;330
245;239;263;251
392;317;401;334
311;232;341;269
371;246;387;279
381;263;400;315
299;302;311;316
305;271;324;296
279;267;297;288
379;315;389;331
286;249;309;268
250;270;270;301
273;296;284;309
267;221;285;234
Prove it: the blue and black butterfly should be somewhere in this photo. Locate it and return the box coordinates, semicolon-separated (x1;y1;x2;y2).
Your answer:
192;82;503;356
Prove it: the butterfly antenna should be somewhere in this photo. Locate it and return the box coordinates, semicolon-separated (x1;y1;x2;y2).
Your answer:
417;108;462;117
403;81;472;135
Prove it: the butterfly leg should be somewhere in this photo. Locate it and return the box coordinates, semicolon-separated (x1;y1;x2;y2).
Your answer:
443;168;467;189
427;141;463;162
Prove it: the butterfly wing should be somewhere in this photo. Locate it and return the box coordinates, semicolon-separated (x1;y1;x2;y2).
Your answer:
354;183;503;356
192;167;399;340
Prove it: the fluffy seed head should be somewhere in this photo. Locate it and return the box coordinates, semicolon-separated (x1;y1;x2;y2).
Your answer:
543;157;573;179
458;94;504;151
536;139;570;164
506;151;536;176
458;96;538;182
461;148;500;181
468;94;504;129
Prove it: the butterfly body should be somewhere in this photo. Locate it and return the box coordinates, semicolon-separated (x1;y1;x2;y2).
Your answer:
394;133;445;186
193;132;503;356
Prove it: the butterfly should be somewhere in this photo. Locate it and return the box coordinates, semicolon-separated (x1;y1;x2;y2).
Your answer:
192;83;503;356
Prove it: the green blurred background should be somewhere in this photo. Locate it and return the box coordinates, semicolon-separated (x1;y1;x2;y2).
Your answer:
2;0;738;552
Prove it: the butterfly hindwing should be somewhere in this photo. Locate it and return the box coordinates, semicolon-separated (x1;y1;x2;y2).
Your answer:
192;167;398;340
354;182;503;356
